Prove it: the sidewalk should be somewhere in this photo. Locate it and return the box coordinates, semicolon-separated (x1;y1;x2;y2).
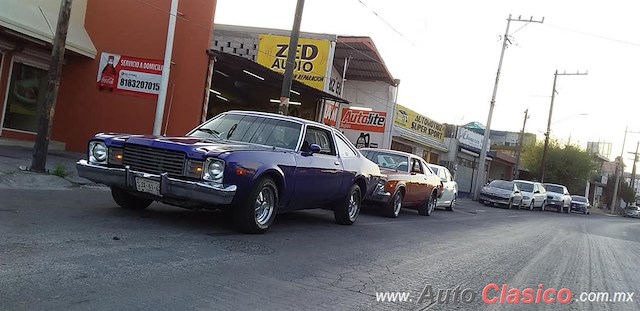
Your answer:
0;144;97;190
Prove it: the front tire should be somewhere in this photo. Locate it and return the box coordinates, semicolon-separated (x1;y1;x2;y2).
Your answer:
418;194;436;216
384;191;403;218
335;184;362;225
111;187;153;210
234;177;278;234
507;199;513;210
541;200;546;212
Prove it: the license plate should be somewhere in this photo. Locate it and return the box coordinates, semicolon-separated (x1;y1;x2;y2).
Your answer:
135;177;160;196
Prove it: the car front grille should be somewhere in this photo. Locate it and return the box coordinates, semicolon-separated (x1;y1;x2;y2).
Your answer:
123;144;186;176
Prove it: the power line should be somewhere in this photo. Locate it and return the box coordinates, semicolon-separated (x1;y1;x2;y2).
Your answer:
545;23;640;47
355;0;416;47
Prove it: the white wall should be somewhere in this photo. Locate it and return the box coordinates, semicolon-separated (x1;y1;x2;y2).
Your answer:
339;80;396;149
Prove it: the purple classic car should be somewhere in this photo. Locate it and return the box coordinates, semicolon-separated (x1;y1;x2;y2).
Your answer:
76;110;388;233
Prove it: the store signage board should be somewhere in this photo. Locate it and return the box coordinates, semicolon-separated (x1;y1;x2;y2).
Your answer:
457;127;485;150
339;108;386;133
96;52;163;99
257;34;331;91
394;104;444;142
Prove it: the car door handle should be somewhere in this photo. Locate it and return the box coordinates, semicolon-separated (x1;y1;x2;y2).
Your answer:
334;161;340;165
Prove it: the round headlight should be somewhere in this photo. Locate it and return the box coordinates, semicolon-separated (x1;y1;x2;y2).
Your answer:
206;160;224;180
91;143;107;162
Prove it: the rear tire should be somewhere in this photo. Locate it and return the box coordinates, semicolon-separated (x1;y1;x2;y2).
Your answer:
111;187;153;210
418;193;436;216
234;177;278;234
446;195;456;211
335;184;362;225
384;191;403;218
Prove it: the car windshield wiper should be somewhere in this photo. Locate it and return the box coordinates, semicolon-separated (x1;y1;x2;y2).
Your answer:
195;128;221;138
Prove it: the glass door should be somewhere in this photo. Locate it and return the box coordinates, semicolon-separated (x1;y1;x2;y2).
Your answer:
2;61;48;133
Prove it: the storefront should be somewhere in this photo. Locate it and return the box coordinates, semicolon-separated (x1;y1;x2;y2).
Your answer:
391;104;448;163
211;25;400;148
444;126;493;195
0;0;218;152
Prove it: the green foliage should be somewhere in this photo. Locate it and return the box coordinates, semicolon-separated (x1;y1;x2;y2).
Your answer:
522;140;598;193
51;163;69;178
603;177;636;205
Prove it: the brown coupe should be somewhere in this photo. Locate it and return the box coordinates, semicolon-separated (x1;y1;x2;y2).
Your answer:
360;148;443;217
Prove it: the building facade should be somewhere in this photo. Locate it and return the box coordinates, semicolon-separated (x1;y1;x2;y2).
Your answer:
0;0;217;152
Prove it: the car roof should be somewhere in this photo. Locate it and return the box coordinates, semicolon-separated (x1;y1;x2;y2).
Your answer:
513;180;535;184
224;110;337;133
543;183;565;187
359;148;415;159
571;195;587;198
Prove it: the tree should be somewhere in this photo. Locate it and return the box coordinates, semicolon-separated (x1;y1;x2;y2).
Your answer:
522;140;598;193
602;177;636;206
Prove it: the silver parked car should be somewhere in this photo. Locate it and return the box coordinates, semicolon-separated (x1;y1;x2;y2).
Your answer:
479;180;524;209
514;180;547;211
624;205;640;218
427;164;458;211
543;183;572;213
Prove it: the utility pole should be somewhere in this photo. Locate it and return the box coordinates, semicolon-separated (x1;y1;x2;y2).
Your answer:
514;109;529;179
473;15;544;200
629;141;639;196
611;127;627;214
539;70;588;182
278;0;305;115
153;0;179;135
31;0;73;173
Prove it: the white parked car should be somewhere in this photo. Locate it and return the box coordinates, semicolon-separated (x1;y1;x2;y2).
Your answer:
514;180;547;211
543;183;572;213
427;164;458;211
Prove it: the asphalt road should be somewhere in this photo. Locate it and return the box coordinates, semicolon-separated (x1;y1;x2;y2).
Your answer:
1;188;639;311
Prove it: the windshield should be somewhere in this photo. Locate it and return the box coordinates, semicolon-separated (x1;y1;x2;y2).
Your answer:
571;196;587;202
190;114;302;150
361;151;410;172
489;180;513;190
514;182;534;192
429;165;440;175
544;184;564;193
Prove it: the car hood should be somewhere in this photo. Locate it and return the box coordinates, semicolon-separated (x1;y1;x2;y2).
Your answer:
96;133;280;159
379;167;408;175
482;186;513;196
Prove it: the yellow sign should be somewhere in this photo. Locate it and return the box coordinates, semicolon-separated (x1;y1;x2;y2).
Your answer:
394;104;444;142
257;34;331;91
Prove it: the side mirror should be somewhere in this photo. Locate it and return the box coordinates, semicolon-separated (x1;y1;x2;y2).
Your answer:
309;143;321;154
440;177;447;182
534;190;540;194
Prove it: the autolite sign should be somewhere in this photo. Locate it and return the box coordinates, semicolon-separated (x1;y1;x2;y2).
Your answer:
340;108;386;133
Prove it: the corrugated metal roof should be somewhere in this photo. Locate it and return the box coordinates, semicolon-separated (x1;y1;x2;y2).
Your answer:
335;37;397;86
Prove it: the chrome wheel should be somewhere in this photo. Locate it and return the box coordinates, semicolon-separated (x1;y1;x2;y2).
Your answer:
392;193;402;216
254;186;275;226
348;190;360;221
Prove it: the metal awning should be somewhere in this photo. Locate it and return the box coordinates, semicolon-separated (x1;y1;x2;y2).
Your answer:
334;37;397;86
0;0;96;58
393;126;449;152
209;50;349;104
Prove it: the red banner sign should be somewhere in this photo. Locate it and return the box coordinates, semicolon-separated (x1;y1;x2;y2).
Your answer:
322;101;339;126
96;52;163;99
339;108;386;133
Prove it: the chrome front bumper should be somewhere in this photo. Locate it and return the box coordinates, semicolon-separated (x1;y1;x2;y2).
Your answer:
76;160;236;205
364;181;392;203
479;195;510;205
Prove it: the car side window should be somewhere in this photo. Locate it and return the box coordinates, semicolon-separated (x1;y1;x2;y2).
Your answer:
335;134;358;158
411;158;424;174
302;126;335;155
